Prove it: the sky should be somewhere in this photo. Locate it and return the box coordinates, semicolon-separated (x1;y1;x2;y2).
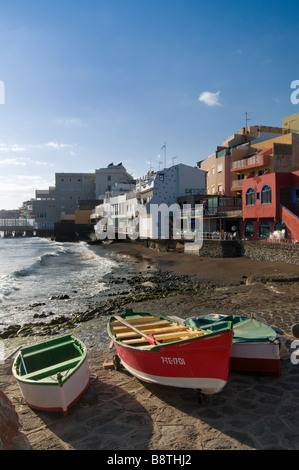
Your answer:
1;0;299;210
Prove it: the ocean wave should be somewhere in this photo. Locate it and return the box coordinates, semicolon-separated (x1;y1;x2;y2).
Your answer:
0;275;20;302
13;246;69;276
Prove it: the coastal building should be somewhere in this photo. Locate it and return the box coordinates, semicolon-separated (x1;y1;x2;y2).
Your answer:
177;193;242;236
282;112;299;133
242;171;299;242
93;163;206;240
31;187;56;232
199;124;291;198
95;163;134;199
55;172;96;221
231;131;299;196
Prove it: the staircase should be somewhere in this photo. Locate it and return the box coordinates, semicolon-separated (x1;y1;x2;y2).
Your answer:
280;204;299;242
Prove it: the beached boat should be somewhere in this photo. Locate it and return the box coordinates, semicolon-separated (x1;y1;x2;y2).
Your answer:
107;309;234;394
185;314;281;377
12;335;90;416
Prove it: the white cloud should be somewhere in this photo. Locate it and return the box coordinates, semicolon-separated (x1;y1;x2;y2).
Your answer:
45;142;74;149
55;117;86;127
198;91;221;107
0;157;26;166
0;144;26;152
0;156;53;167
0;175;55;210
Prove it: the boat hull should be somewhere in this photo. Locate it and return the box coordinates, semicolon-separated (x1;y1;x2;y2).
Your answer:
15;360;90;415
230;341;281;376
185;314;281;377
12;335;90;415
112;328;233;394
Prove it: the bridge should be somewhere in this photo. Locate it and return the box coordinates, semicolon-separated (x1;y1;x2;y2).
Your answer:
0;218;38;236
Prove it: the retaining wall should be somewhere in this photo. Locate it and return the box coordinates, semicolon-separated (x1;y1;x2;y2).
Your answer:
141;238;299;266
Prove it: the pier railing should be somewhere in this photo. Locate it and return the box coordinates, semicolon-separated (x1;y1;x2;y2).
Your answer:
0;218;38;232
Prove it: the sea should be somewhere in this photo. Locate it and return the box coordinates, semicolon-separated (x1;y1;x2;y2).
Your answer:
0;236;137;330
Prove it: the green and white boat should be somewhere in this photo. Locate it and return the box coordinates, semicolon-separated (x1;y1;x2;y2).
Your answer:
12;335;90;416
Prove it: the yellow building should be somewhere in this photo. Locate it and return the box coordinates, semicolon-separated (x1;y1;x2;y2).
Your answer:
282;112;299;133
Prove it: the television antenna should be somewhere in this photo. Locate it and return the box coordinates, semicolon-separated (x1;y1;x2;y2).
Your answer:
244;112;252;127
161;142;166;169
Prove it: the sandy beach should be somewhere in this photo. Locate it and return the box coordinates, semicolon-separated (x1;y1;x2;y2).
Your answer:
1;241;299;452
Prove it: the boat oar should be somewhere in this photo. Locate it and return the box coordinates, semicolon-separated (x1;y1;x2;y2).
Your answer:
113;315;161;345
20;351;28;374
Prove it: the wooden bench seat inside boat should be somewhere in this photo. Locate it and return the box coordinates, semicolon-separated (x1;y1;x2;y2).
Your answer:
111;315;206;347
122;329;204;345
115;324;201;340
111;316;162;327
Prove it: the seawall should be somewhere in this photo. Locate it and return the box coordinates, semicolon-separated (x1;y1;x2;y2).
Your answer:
141;238;299;266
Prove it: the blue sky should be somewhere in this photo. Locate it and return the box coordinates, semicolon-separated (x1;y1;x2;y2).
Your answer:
1;0;299;209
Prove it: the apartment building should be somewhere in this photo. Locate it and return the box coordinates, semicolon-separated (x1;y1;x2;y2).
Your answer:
55;172;96;221
231;131;299;195
199;123;293;198
95;162;134;199
32;187;56;230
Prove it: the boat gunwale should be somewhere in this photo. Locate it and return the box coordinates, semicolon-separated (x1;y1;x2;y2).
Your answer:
12;335;88;386
108;311;233;351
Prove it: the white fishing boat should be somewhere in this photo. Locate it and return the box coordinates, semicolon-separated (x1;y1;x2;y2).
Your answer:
12;335;90;416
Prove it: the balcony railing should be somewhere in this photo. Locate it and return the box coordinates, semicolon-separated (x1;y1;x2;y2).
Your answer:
231;153;269;172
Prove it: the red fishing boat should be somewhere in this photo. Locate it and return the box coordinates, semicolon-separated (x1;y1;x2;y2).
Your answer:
107;309;233;394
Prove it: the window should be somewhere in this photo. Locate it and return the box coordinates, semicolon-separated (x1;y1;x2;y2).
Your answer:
246;188;255;206
107;175;111;181
159;174;165;181
244;222;255;238
261;185;272;204
294;188;299;203
259;222;271;238
217;164;222;173
218;184;223;193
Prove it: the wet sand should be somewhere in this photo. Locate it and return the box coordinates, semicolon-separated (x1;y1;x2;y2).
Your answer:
2;241;299;451
102;240;299;285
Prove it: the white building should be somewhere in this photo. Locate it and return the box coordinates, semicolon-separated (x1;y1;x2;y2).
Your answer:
94;163;206;241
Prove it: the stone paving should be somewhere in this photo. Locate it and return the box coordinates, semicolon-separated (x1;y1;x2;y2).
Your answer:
2;346;299;451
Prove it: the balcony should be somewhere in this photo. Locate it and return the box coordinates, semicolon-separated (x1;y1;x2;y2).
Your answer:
231;148;271;172
230;179;244;192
